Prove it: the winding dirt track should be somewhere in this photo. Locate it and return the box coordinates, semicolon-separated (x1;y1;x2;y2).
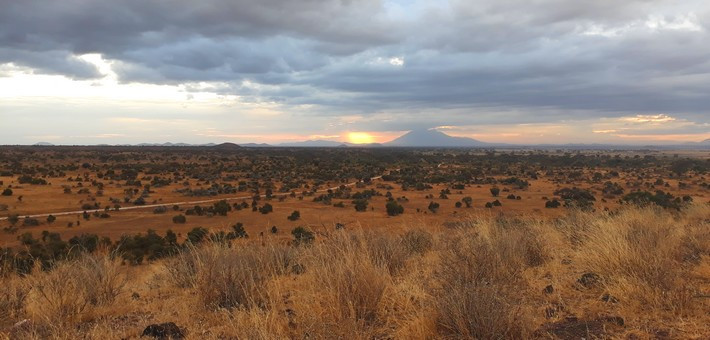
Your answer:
0;175;386;221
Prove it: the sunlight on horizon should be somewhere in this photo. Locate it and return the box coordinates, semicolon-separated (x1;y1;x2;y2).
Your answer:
347;132;376;144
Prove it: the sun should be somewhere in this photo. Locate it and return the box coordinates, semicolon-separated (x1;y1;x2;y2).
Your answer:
347;132;375;144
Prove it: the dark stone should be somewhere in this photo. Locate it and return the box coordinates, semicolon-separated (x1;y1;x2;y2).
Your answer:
543;285;554;294
141;322;184;339
577;272;600;288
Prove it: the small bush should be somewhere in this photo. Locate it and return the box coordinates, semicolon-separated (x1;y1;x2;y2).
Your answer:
172;214;186;224
287;210;300;221
292;226;315;246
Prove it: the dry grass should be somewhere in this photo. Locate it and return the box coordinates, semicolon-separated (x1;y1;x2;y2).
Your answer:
1;204;709;339
433;218;548;339
2;254;126;338
574;206;708;316
165;242;295;311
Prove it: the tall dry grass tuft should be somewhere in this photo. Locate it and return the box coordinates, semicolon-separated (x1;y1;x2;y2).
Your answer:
77;255;127;306
23;254;125;330
575;205;708;315
433;218;547;339
164;242;295;310
0;276;27;328
292;230;432;339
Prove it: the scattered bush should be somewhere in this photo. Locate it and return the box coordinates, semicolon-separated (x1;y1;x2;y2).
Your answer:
385;201;404;216
172;214;187;224
287;210;300;221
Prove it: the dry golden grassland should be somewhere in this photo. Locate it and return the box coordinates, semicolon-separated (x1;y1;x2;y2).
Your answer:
1;204;709;339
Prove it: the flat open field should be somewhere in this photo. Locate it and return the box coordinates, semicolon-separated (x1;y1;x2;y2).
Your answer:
0;146;708;247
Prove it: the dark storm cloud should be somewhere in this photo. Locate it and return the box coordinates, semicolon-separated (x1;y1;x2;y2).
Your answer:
1;0;709;126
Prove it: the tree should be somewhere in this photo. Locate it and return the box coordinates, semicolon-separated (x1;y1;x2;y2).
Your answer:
1;188;12;196
165;229;178;245
133;197;146;205
490;187;500;197
287;210;300;221
670;159;693;176
46;215;56;223
385;201;404;216
554;187;596;210
462;196;473;208
428;201;440;213
455;201;462;208
213;200;231;216
353;199;368;212
186;227;209;244
622;190;684;210
259;203;273;214
230;222;248;238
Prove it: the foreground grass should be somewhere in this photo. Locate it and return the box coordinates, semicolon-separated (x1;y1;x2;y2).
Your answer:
1;204;709;339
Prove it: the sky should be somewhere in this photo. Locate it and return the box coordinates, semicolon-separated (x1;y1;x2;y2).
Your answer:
0;0;709;145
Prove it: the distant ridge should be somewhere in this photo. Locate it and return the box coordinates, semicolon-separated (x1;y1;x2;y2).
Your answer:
136;142;194;147
384;129;489;147
278;140;347;147
212;142;241;150
33;142;55;146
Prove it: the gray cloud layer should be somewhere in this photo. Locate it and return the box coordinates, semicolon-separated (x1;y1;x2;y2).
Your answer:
1;0;709;129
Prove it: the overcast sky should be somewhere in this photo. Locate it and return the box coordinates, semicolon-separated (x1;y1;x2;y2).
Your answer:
1;0;708;145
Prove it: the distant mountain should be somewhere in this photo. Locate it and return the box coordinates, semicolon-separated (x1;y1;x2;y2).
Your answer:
137;142;191;147
278;140;348;147
33;142;54;146
384;129;489;147
212;142;241;150
240;143;273;147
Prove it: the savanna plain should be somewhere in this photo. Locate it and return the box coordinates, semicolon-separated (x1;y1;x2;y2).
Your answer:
1;146;709;339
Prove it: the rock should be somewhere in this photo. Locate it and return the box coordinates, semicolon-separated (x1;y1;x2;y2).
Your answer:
577;272;600;288
543;285;554;294
141;322;185;339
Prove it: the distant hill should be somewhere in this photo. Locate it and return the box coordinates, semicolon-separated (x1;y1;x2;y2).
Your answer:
212;142;241;150
278;140;349;147
384;129;489;147
240;143;272;147
33;142;55;146
136;142;194;147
